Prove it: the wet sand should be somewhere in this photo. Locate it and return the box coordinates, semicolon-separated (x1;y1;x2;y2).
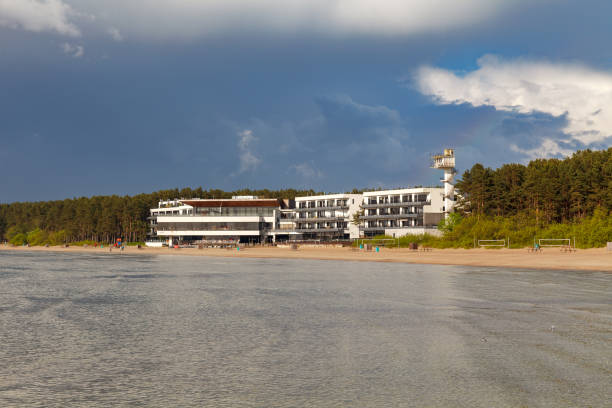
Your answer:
2;244;610;271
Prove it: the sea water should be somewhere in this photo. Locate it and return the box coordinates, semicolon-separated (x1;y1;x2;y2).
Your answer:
0;251;610;407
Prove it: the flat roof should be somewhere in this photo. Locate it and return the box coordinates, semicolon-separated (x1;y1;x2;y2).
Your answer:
362;187;442;196
295;193;361;201
180;199;281;208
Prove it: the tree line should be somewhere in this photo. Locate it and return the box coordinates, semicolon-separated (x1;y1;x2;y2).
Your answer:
0;188;320;245
2;148;610;246
455;148;612;223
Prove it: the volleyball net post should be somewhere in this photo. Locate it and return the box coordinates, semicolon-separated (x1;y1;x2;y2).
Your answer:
538;238;574;250
477;238;508;248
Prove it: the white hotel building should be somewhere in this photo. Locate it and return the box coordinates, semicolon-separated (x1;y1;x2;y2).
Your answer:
150;197;284;245
290;194;363;240
149;190;444;244
360;187;444;237
148;150;454;244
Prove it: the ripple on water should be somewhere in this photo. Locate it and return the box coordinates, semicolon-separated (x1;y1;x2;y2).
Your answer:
0;251;610;407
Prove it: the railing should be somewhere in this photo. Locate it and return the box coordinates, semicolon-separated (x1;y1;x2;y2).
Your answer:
273;226;298;231
295;205;348;211
361;201;430;208
272;227;347;232
155;211;274;217
432;157;455;168
295;216;348;222
294;227;346;232
360;214;418;220
360;225;437;230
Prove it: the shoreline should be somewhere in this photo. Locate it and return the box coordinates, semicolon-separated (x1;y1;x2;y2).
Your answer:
1;244;611;272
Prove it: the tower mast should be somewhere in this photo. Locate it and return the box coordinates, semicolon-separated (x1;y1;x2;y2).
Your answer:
431;149;456;218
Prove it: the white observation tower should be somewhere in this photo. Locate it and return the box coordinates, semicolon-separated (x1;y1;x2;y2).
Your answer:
431;149;456;217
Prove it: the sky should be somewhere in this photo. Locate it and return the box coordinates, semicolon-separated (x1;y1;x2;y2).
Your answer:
1;0;612;202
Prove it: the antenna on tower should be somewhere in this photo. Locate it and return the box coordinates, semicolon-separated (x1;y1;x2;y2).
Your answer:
431;148;457;218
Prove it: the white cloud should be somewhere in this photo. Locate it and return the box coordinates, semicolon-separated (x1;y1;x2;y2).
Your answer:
291;162;324;179
509;139;575;160
415;55;612;155
239;150;260;173
237;129;261;173
0;1;544;43
107;26;122;41
61;42;83;57
0;0;80;36
238;129;255;150
66;0;523;40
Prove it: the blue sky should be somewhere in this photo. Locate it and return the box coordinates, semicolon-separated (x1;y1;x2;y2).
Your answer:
1;0;612;202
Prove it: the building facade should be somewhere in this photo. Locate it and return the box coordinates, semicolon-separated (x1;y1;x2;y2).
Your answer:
147;148;455;244
149;189;445;245
149;189;446;245
148;149;455;244
149;197;284;245
360;188;444;237
292;194;363;240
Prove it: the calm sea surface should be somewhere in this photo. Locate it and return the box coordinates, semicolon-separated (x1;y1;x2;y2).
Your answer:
0;251;610;407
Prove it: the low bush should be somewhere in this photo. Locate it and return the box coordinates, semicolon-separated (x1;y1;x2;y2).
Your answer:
356;208;611;249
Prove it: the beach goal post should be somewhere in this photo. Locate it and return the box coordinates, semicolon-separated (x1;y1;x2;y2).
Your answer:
538;238;573;249
376;238;399;248
477;239;507;248
358;238;398;249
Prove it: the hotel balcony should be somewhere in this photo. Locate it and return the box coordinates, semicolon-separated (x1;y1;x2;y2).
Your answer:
294;227;345;232
360;213;418;220
155;209;275;217
295;205;349;212
361;200;430;209
359;225;435;231
295;216;348;222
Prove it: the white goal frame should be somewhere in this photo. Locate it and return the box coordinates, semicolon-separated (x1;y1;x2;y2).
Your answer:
358;238;399;248
538;238;572;248
478;239;507;248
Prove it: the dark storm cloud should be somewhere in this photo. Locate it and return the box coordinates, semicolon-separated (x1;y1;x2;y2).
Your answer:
1;1;612;201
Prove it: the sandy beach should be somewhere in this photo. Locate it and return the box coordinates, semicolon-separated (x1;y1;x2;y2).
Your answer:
1;244;610;272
